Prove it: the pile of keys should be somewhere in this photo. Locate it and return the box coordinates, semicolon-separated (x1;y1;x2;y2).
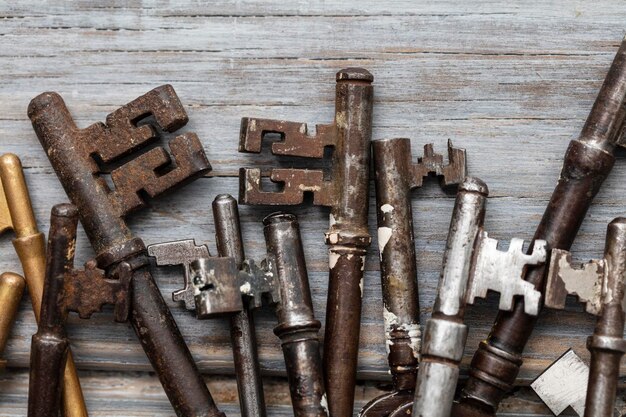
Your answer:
1;37;626;417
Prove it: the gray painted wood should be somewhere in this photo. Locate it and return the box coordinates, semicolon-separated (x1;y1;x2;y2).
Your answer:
1;1;626;415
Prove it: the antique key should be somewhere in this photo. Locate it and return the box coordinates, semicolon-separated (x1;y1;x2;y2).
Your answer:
453;37;626;417
149;194;267;417
28;86;225;417
0;153;88;417
540;218;626;417
531;350;590;416
409;177;547;417
28;204;132;417
149;196;328;417
359;140;466;416
239;68;373;416
0;272;25;369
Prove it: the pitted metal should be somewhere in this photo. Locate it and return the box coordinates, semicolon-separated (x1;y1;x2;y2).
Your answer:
28;86;224;417
239;68;373;416
410;140;466;188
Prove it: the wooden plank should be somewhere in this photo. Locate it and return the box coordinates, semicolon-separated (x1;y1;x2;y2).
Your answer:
2;0;626;415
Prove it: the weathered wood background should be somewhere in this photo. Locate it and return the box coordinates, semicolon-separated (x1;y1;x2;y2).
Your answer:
1;1;626;415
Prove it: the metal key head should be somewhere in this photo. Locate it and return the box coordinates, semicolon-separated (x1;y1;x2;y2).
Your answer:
530;349;588;416
466;233;546;316
545;249;606;315
189;257;244;318
147;239;211;310
410;140;467;189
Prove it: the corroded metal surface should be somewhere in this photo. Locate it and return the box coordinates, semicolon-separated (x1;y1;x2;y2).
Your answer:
531;350;588;416
28;86;224;417
453;37;626;417
412;177;547;417
149;196;327;417
238;68;374;417
363;139;465;417
0;272;25;370
0;153;88;417
28;204;132;417
541;218;626;417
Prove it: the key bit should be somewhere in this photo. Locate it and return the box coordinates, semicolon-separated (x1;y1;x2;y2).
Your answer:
0;153;88;417
542;218;626;417
412;177;547;417
28;204;132;417
239;68;373;416
531;350;589;416
28;86;225;417
149;196;327;417
363;139;466;417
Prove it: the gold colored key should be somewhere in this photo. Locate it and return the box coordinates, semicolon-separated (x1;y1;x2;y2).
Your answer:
0;153;88;417
0;272;25;369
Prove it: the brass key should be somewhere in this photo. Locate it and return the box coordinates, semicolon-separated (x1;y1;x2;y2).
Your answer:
0;272;25;369
0;153;88;417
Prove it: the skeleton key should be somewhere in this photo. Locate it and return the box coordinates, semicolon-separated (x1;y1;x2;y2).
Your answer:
28;204;132;417
454;37;626;417
531;350;590;416
540;218;626;417
0;153;88;417
359;139;466;417
411;177;547;417
239;68;373;417
149;199;328;417
28;86;225;417
0;272;25;370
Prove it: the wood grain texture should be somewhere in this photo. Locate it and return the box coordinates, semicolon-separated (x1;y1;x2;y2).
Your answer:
1;1;626;415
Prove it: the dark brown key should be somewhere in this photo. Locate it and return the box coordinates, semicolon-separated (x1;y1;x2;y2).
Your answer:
453;37;626;417
541;218;626;417
28;204;132;417
149;195;328;417
27;86;225;417
238;68;373;417
360;139;465;417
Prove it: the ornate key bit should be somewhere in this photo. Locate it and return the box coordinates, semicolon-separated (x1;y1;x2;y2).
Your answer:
467;233;546;315
531;349;588;416
147;239;211;310
29;87;224;417
411;140;467;188
239;258;280;309
239;67;373;417
545;249;606;315
63;261;132;323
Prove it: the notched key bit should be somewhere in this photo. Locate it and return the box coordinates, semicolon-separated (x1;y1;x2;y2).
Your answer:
412;177;547;417
543;218;626;417
239;67;373;417
363;139;466;417
28;204;132;417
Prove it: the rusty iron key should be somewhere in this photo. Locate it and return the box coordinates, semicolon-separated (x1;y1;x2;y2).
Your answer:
0;153;88;417
539;218;626;417
149;196;328;417
359;139;466;417
238;68;373;417
453;37;626;417
149;194;267;417
404;177;547;417
28;204;132;417
28;86;225;417
0;272;25;370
